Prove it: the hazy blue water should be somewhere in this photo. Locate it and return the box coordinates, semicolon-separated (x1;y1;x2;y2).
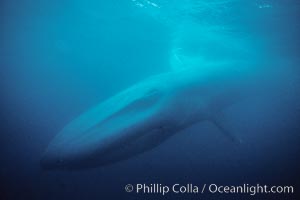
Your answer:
1;0;300;199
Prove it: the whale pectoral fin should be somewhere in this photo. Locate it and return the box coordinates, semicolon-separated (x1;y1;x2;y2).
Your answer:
211;115;242;144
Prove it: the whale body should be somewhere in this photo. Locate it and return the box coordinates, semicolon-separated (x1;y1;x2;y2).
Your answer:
41;63;257;170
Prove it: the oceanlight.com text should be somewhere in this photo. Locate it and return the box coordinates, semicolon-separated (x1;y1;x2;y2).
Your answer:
124;183;294;196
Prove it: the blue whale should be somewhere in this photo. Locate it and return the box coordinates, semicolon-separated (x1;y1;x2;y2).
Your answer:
41;64;257;170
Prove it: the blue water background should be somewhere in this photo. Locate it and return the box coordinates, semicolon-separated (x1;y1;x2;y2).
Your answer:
1;0;300;199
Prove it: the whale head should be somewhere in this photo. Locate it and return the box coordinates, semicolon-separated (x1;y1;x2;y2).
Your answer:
41;73;181;169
